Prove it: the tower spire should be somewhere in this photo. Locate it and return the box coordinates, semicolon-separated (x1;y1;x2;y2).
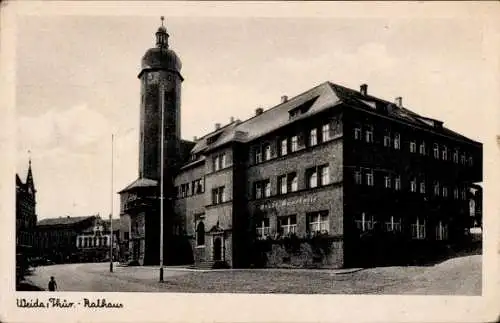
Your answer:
26;150;35;194
156;16;169;48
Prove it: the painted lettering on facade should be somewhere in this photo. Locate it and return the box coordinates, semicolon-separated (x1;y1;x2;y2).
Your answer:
258;196;319;211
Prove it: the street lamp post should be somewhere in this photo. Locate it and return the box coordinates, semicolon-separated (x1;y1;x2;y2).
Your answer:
159;83;165;282
110;134;114;273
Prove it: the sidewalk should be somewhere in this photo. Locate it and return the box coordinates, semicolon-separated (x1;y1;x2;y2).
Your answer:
134;265;364;275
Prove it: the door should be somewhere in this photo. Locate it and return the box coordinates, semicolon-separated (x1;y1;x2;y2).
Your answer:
213;237;222;261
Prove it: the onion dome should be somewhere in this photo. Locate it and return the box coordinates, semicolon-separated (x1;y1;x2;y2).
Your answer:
140;16;182;73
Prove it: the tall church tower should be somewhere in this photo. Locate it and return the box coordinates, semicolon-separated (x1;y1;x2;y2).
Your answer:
120;18;184;266
138;16;183;181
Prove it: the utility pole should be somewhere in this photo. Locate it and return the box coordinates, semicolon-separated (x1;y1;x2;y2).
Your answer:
110;134;114;273
159;83;165;282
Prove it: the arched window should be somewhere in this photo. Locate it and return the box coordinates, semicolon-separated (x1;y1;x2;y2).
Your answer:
196;221;205;246
93;237;97;247
103;236;108;246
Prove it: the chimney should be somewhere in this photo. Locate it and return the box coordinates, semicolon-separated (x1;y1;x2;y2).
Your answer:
395;97;403;108
281;95;288;103
215;123;221;130
360;84;368;96
193;136;198;141
230;116;235;123
255;107;264;116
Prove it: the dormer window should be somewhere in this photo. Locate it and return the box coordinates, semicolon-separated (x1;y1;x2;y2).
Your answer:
287;96;318;120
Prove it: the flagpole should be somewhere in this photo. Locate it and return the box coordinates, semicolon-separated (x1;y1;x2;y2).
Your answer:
110;134;114;273
159;83;165;282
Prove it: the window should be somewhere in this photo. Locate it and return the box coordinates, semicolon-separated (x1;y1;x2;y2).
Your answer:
395;176;401;191
320;166;330;186
433;181;440;196
355;170;362;185
124;232;129;240
213;153;227;171
322;124;330;142
254;180;270;199
435;221;448;240
383;132;391;147
419;142;426;155
442;146;448;160
103;236;108;246
454;187;459;199
385;216;402;232
354;126;362;140
365;125;374;143
280;139;288;156
460;153;466;165
410;141;417;153
212;186;226;204
410;178;417;192
78;237;83;248
307;211;329;233
256;218;270;239
420;181;426;194
366;170;374;186
289;173;298;192
355;213;376;232
443;186;448;198
291;136;298;152
194;179;204;194
307;168;318;189
254;148;262;164
394;133;401;150
453;149;459;163
468;156;473;166
307;165;329;188
432;143;439;159
309;128;318;146
278;175;287;195
279;215;297;235
461;188;467;200
264;144;272;161
411;217;426;240
196;221;205;246
384;175;392;189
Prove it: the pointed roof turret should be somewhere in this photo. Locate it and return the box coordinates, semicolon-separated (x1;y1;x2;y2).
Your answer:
26;155;36;194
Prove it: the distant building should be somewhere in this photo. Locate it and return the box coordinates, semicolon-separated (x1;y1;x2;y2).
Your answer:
119;20;483;269
76;217;120;262
16;159;37;277
36;214;120;263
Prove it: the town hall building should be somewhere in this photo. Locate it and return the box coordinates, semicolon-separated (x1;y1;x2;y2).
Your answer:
119;19;483;269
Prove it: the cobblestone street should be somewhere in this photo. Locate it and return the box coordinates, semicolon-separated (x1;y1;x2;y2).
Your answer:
24;255;481;295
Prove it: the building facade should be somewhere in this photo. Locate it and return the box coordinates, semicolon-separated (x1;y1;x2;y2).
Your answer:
16;160;37;280
36;215;120;263
119;20;483;268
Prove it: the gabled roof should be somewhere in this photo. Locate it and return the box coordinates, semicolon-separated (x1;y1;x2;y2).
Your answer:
184;81;480;158
118;177;158;194
37;215;96;227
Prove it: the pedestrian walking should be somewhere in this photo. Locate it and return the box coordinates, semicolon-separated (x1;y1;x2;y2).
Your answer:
48;276;57;291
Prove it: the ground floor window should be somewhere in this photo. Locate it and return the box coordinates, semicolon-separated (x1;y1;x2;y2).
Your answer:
307;211;329;234
278;215;297;235
355;212;376;232
256;218;270;239
385;216;402;232
411;217;426;240
435;221;448;240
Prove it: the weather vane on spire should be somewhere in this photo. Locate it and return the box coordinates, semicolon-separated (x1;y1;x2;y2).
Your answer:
28;149;31;166
161;16;164;27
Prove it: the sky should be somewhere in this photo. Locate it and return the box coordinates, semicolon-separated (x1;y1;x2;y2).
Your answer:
13;4;499;220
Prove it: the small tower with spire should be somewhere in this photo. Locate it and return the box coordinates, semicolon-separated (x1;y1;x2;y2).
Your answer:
156;16;169;48
26;151;36;197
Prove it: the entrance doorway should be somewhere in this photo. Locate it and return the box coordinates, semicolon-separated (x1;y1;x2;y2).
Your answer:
213;237;222;261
